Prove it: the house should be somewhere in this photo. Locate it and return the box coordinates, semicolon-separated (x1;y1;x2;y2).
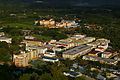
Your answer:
95;44;108;52
63;71;82;77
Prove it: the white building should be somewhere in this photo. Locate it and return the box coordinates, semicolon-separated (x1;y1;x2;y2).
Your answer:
62;45;93;60
44;50;56;57
102;52;113;58
0;37;12;43
42;57;59;63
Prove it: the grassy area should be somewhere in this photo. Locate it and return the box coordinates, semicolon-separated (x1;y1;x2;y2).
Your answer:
2;23;36;28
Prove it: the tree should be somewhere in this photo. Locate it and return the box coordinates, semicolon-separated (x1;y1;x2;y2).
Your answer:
39;73;52;80
0;48;11;62
19;74;31;80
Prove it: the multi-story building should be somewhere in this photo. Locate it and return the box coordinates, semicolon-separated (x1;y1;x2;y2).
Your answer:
26;46;47;56
13;50;39;67
13;52;29;67
62;45;93;60
40;19;55;26
23;39;48;47
87;38;110;48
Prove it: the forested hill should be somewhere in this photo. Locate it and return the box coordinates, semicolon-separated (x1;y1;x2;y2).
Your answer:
0;0;120;6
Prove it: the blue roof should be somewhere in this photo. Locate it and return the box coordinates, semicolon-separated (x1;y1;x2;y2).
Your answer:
70;67;76;70
64;71;80;76
42;56;58;60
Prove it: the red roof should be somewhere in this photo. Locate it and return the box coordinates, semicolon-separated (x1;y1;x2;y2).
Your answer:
24;39;50;42
50;43;68;46
97;47;104;50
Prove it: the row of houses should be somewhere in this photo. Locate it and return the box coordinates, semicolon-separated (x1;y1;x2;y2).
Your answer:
82;55;118;65
35;19;78;28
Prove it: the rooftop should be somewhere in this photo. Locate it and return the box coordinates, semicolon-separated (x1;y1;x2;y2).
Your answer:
63;45;92;55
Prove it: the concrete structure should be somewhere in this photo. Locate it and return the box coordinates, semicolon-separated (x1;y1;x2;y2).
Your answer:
44;50;56;57
42;57;59;63
23;39;48;47
26;46;47;56
0;37;12;43
13;50;38;67
88;51;101;56
73;37;96;47
62;45;93;60
39;19;78;28
40;19;55;26
63;71;82;77
102;52;113;58
25;36;35;39
82;55;118;65
114;57;120;61
0;32;5;37
87;38;110;48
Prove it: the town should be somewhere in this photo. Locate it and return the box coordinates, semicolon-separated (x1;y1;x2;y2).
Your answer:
0;18;120;79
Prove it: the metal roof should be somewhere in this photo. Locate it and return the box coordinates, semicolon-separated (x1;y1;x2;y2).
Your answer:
63;45;92;55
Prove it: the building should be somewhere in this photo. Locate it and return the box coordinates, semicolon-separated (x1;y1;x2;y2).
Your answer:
63;71;82;77
49;41;74;49
0;32;5;37
82;55;118;65
23;39;48;47
114;57;120;61
13;52;29;67
40;19;55;26
62;45;93;60
44;50;56;57
13;50;38;67
26;46;47;56
25;36;35;39
87;38;110;48
0;37;12;43
53;46;66;52
39;19;78;28
102;52;113;58
88;51;101;56
42;56;59;63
